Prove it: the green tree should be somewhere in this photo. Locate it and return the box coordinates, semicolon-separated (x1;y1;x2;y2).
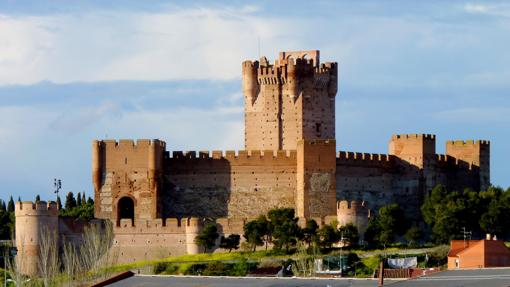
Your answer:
56;196;62;208
480;190;510;237
35;194;41;203
65;192;77;210
364;218;380;248
81;193;87;206
77;192;82;206
0;209;11;239
267;208;301;251
421;185;497;243
243;218;267;252
219;234;240;252
405;226;423;247
0;200;6;212
377;204;407;246
195;224;219;253
255;215;271;250
303;219;319;247
339;223;359;248
7;196;15;213
318;224;340;249
87;197;94;205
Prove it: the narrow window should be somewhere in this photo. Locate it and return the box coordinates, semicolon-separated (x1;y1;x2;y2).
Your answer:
315;123;321;134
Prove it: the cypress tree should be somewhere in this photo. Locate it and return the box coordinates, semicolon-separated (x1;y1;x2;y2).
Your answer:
77;192;82;206
7;196;15;213
81;193;86;206
0;200;5;212
35;194;41;203
87;197;94;205
65;192;77;210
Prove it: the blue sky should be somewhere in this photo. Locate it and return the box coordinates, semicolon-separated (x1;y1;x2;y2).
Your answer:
0;0;509;202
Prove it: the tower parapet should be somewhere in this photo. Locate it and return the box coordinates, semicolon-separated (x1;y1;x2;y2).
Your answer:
15;201;59;276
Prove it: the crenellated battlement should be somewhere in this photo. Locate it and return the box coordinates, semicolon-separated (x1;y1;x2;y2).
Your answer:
446;140;490;146
337;151;391;162
167;149;297;161
392;134;436;140
96;139;166;149
336;151;393;169
337;200;368;211
15;201;59;216
113;217;247;235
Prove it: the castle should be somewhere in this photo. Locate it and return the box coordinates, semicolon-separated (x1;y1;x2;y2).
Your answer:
15;50;490;273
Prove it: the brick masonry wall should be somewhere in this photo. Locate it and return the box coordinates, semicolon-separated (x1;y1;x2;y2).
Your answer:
162;150;297;218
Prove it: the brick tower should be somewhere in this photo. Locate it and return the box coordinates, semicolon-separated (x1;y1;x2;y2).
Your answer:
15;201;59;276
242;50;338;151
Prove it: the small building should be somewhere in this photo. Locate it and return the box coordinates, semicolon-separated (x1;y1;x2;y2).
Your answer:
447;236;510;269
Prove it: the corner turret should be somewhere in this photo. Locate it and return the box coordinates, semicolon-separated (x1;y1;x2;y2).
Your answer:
15;201;59;276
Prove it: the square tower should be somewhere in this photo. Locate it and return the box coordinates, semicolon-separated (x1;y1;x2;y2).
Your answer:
243;50;337;150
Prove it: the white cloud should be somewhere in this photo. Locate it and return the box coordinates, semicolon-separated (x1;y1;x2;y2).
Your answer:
0;7;299;85
464;3;510;17
433;107;510;124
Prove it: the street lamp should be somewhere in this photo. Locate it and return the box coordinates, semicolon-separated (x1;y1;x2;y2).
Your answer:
54;178;62;206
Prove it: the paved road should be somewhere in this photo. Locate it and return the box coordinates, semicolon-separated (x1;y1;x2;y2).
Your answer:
109;268;510;287
109;276;380;287
393;268;510;287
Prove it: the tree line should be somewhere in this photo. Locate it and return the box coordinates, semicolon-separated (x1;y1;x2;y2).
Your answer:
194;208;361;253
422;185;510;243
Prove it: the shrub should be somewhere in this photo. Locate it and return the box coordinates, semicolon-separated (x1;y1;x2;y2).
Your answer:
202;262;229;276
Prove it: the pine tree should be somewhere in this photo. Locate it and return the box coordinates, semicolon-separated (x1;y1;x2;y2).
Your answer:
7;196;15;213
35;194;41;203
77;192;82;206
87;197;94;205
65;192;77;210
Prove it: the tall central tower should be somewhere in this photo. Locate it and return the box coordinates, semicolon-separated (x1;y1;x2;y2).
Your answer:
242;50;338;150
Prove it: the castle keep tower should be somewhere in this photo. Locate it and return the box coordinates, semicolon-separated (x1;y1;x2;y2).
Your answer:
243;50;338;150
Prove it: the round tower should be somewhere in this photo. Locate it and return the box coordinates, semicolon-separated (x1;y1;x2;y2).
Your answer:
15;201;59;276
337;200;370;239
185;217;202;254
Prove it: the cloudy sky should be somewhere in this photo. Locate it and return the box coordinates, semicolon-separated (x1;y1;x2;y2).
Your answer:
1;0;509;202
